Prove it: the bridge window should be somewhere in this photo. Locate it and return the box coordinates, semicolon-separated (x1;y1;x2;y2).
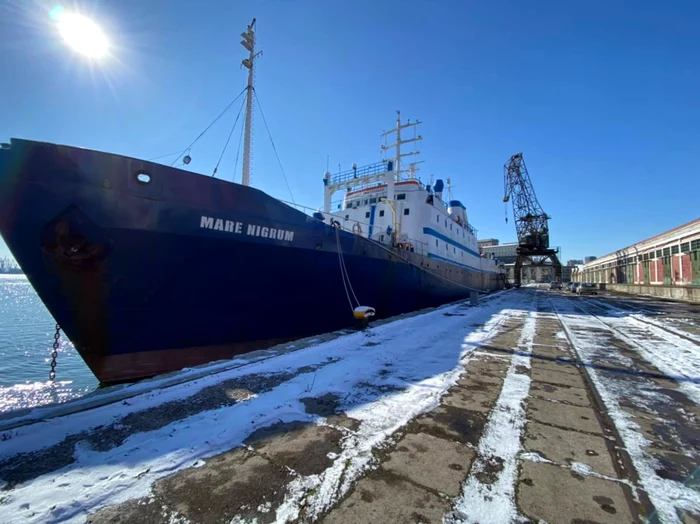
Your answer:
379;210;385;217
403;208;410;215
396;193;406;200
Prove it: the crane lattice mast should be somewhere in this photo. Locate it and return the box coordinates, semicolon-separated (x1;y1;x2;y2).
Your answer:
503;153;561;286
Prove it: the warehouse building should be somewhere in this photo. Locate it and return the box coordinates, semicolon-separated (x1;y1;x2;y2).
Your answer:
578;218;700;286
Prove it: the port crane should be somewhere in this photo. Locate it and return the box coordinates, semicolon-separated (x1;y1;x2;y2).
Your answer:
503;153;562;287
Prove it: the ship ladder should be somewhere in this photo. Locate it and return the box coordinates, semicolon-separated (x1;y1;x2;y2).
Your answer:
333;225;375;328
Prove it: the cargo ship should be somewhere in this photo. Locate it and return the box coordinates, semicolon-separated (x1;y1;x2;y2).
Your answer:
0;20;504;383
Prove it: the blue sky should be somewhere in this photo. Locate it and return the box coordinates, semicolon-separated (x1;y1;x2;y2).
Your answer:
1;0;699;263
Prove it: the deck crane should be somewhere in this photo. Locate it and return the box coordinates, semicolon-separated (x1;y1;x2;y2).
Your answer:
503;153;562;287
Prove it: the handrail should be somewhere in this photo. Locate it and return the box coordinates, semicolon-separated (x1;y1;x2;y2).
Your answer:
329;161;389;186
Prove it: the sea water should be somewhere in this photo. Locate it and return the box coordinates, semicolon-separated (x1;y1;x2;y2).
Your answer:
0;274;97;413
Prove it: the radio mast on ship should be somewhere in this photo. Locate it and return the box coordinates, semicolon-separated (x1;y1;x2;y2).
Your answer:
322;111;422;213
241;18;262;187
381;111;422;202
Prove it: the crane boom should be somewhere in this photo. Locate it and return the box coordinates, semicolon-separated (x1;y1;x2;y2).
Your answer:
503;153;561;287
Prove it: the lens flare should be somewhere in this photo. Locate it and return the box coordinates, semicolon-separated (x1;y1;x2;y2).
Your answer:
52;7;109;59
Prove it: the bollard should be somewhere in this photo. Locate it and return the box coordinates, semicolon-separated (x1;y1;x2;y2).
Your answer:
470;290;479;306
353;306;376;330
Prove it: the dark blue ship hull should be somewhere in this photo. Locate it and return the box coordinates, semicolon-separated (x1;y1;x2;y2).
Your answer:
0;139;503;383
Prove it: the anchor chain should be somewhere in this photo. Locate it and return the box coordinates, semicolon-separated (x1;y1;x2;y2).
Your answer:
49;323;61;382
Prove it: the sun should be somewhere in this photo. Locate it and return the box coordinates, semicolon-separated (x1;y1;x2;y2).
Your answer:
54;9;109;59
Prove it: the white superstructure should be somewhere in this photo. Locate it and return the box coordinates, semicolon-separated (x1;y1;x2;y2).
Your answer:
320;112;500;277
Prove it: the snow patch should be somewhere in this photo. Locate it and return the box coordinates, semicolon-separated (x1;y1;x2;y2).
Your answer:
447;307;537;523
554;300;700;523
0;292;525;524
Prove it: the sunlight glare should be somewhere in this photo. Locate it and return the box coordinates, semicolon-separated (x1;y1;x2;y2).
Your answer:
54;10;109;59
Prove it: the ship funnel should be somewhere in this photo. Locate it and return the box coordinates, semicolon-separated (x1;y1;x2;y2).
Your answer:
434;179;444;199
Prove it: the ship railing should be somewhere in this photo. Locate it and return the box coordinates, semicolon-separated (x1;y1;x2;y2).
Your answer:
328;161;390;186
281;200;323;217
280;200;430;256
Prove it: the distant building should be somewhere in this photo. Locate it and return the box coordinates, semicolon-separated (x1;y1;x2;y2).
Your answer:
481;242;518;264
478;238;499;250
583;256;597;264
580;218;700;285
566;259;583;267
562;266;573;282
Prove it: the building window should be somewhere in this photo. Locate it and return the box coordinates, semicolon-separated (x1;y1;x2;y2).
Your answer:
436;239;438;247
446;243;449;251
379;210;385;217
396;193;406;200
671;245;679;255
453;247;456;254
403;208;410;216
656;250;663;258
649;251;655;259
663;247;671;257
365;211;370;218
692;239;700;250
369;197;377;204
681;242;690;253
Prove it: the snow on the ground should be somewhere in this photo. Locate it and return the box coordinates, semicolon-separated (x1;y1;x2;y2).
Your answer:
447;300;537;523
591;297;700;348
0;292;523;524
553;298;700;523
577;300;700;404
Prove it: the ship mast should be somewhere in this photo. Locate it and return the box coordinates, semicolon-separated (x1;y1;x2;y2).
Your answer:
381;111;422;201
241;18;261;187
